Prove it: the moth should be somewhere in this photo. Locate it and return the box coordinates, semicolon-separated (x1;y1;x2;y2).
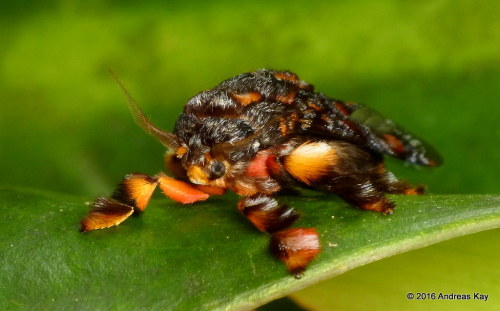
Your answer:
81;69;441;278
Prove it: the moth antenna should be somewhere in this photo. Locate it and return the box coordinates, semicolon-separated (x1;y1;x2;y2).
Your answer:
109;70;180;150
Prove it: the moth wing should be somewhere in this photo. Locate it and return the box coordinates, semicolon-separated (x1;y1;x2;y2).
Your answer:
302;102;442;166
346;105;442;166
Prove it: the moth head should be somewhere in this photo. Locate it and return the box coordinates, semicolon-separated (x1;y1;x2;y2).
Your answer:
186;161;226;185
175;145;228;185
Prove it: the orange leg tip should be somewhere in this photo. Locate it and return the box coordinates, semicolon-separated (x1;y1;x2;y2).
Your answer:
194;184;226;196
157;174;209;204
403;186;425;195
114;173;158;211
80;197;134;232
361;198;395;215
270;228;321;276
383;208;394;215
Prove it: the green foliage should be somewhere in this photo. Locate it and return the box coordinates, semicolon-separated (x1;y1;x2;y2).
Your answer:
0;0;498;195
291;228;500;311
0;187;498;310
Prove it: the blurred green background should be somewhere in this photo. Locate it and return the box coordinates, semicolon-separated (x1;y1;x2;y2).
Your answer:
0;0;498;310
1;0;498;196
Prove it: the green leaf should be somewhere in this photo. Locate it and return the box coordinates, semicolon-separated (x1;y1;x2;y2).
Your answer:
1;187;499;310
290;228;500;310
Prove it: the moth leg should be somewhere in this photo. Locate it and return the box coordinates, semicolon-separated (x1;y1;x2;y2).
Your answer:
155;173;210;204
237;195;320;278
237;194;299;233
270;228;321;278
81;173;158;232
80;197;134;233
81;172;211;232
281;141;395;215
328;175;395;215
372;164;425;195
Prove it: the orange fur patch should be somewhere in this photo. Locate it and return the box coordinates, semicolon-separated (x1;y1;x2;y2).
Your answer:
176;146;188;158
187;165;209;185
284;142;337;185
307;102;322;111
276;90;297;104
279;113;299;136
273;72;300;83
123;175;158;211
272;72;311;90
157;174;209;204
279;118;287;136
231;91;262;106
80;197;134;232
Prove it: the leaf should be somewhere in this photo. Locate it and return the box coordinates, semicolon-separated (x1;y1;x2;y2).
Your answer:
289;228;500;310
0;187;499;310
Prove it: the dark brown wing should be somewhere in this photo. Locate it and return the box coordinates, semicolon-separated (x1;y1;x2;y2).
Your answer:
348;105;441;166
298;98;442;167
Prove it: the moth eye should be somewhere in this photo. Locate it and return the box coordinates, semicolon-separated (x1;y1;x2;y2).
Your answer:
209;161;226;179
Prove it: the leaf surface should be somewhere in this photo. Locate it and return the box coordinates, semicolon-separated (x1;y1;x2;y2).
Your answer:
0;187;499;310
